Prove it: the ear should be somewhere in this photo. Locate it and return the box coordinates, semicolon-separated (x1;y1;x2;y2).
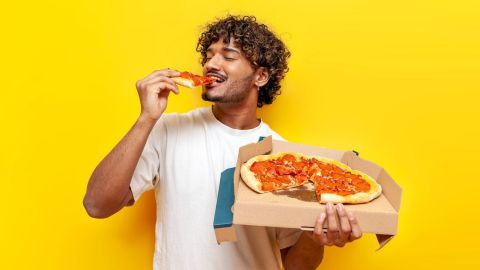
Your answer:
254;67;270;88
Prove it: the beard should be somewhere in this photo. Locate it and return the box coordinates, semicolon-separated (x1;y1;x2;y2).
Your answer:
202;73;255;103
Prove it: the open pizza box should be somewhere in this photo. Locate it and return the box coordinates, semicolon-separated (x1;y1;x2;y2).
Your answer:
213;136;402;250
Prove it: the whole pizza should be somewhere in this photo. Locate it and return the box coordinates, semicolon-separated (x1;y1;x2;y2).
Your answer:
240;152;382;204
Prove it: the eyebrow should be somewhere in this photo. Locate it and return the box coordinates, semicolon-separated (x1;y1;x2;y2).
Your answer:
222;47;240;54
206;47;240;54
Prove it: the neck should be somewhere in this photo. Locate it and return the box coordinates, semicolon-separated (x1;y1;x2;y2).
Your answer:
212;103;259;130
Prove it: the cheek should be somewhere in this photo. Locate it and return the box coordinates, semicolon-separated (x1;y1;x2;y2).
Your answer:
226;62;254;77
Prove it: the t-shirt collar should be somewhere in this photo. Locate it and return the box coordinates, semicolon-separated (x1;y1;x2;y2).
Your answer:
203;106;264;136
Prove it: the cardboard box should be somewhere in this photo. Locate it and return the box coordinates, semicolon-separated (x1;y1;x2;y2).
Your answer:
214;136;402;250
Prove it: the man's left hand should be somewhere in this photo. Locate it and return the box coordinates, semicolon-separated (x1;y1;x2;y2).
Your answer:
282;202;362;269
307;202;362;247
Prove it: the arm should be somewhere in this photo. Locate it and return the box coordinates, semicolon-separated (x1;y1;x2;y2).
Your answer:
281;203;362;270
281;233;324;270
83;69;180;218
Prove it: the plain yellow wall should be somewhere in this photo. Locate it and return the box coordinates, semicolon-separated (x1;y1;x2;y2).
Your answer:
1;0;479;269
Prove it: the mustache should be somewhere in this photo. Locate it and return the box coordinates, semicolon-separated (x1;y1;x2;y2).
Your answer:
206;71;227;80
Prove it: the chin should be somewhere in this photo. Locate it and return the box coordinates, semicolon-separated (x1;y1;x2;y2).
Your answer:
201;92;223;102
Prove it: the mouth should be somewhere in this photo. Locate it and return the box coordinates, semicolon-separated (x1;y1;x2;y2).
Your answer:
205;73;227;89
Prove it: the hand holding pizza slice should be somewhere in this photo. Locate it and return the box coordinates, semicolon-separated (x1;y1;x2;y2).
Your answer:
240;152;382;204
171;71;215;88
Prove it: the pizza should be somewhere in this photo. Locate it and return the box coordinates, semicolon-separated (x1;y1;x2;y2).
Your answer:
171;71;214;88
240;152;382;204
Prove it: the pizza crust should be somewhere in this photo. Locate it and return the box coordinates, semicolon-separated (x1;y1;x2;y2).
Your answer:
319;188;382;204
240;152;382;204
171;77;195;88
240;160;265;193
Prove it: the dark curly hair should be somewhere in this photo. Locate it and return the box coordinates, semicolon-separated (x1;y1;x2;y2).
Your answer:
196;15;290;107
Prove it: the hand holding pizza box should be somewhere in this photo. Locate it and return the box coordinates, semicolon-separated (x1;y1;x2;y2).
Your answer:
215;136;402;250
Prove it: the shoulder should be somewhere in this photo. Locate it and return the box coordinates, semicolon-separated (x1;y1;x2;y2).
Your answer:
159;107;208;128
260;121;286;141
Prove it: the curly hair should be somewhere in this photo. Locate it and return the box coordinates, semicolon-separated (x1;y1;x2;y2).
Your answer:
196;15;290;107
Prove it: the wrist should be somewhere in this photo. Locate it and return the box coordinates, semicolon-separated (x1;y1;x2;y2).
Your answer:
303;231;325;247
137;113;160;127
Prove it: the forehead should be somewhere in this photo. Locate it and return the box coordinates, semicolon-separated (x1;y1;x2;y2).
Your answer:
206;37;241;54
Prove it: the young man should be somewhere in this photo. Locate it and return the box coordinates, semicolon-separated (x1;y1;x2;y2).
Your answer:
83;15;362;270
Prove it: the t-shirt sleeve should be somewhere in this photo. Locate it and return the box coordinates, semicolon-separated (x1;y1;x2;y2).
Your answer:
276;227;303;250
129;118;166;202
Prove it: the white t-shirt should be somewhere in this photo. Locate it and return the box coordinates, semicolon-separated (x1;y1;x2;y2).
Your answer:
130;107;302;270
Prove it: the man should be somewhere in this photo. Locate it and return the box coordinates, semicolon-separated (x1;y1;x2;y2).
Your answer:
83;15;362;270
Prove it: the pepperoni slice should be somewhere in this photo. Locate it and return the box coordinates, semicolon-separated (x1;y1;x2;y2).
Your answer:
276;165;294;175
279;154;296;164
262;182;275;191
250;161;274;174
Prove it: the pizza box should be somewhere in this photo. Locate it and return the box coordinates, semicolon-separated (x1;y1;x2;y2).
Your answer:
213;136;402;250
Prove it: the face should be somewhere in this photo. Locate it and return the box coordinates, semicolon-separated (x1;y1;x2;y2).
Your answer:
202;38;256;103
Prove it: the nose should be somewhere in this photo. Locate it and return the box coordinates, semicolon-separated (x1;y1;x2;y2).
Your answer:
203;54;221;72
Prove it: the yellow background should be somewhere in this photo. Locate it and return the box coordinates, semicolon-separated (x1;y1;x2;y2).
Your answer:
1;0;479;269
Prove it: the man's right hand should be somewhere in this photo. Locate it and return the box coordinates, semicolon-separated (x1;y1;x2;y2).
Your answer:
136;69;180;121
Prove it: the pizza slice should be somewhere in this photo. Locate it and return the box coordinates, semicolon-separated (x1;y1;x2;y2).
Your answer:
171;71;214;88
240;153;310;193
240;152;382;204
307;156;382;204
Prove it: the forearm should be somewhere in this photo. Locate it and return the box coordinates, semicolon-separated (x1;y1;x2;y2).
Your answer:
284;232;324;270
83;115;158;217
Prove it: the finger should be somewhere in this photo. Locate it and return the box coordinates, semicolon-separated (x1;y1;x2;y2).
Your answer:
148;82;179;96
312;212;328;245
138;69;181;86
136;77;177;94
336;203;351;243
334;238;346;247
325;202;338;244
144;69;181;80
143;76;179;95
347;211;362;241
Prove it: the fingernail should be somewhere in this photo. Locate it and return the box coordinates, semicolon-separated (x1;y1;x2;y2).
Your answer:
319;213;326;219
327;202;333;210
337;203;344;211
